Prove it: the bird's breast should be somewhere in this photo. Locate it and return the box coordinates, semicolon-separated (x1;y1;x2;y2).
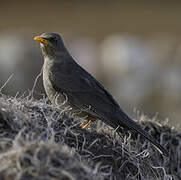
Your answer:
43;63;56;102
42;61;77;112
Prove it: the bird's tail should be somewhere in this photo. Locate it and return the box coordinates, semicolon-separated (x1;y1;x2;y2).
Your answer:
114;110;168;156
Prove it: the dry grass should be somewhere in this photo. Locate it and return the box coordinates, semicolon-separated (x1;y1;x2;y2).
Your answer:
0;93;180;180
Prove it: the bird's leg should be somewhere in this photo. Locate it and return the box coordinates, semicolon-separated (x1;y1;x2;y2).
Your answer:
81;120;95;129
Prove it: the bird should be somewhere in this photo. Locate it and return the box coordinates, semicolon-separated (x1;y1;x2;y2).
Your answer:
34;32;168;156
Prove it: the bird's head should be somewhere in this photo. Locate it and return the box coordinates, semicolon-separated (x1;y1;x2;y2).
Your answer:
34;32;65;58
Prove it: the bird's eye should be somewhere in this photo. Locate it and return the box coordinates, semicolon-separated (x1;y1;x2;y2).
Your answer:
49;37;57;42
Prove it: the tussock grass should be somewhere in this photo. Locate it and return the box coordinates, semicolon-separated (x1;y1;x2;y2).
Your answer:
0;93;180;180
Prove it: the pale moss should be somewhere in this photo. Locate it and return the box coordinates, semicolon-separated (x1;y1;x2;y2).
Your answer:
0;94;180;180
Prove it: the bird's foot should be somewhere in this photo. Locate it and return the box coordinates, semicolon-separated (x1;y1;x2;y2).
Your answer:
80;120;94;129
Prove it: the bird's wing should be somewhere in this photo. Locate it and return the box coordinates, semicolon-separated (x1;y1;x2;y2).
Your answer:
49;61;121;120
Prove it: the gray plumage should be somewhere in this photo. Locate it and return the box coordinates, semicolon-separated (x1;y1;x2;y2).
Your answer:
34;32;168;156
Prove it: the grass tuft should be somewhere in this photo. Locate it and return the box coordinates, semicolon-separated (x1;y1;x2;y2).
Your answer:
0;94;180;180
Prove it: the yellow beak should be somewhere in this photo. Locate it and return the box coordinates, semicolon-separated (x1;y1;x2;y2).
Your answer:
34;36;49;44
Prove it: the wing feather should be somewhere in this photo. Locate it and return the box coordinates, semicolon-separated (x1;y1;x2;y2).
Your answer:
49;61;121;119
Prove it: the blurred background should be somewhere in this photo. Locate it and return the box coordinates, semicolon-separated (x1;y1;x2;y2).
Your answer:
0;1;181;128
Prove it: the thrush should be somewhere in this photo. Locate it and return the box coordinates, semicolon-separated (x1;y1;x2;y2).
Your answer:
34;32;168;156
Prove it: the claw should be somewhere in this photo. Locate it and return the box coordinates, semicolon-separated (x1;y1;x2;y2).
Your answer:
80;120;94;129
